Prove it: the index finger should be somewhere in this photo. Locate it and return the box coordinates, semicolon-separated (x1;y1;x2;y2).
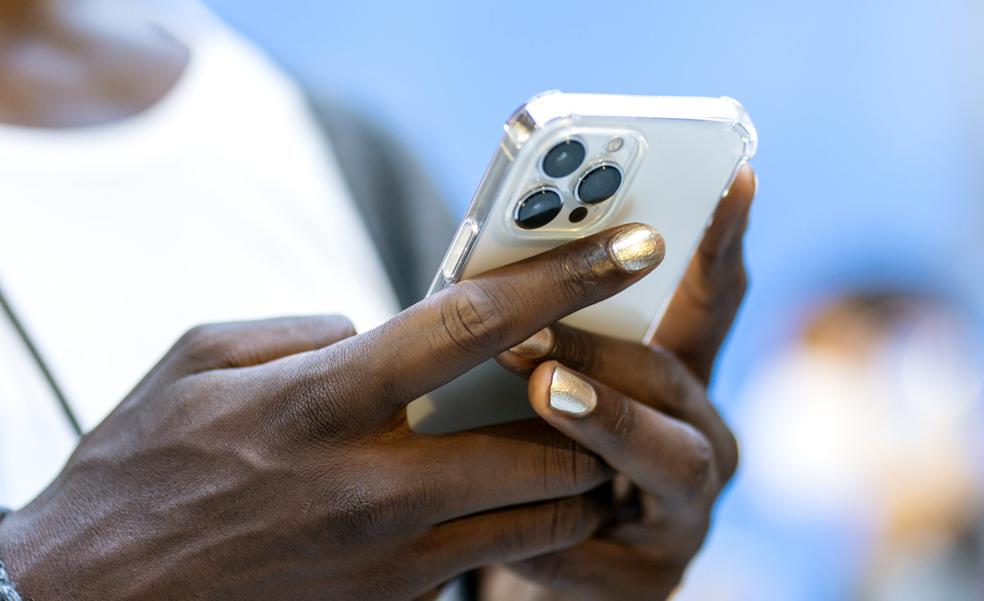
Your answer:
301;223;665;423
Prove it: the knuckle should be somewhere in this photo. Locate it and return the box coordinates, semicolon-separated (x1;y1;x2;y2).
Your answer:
555;243;605;301
175;323;237;368
609;397;638;448
545;498;595;548
736;268;750;301
318;452;439;545
292;387;346;439
539;432;609;495
255;347;345;442
680;431;716;500
649;346;701;414
324;479;386;541
438;280;507;353
319;472;421;545
323;314;358;339
501;501;586;557
279;357;348;439
178;323;222;352
680;265;720;316
496;524;535;558
556;326;600;373
366;488;415;535
723;264;749;309
378;477;449;533
719;427;740;483
700;243;749;305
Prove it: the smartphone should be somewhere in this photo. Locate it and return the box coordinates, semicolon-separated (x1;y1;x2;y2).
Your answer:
408;91;757;434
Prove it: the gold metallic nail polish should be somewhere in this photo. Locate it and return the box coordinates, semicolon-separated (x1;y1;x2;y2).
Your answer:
549;366;597;417
509;328;555;359
609;225;665;272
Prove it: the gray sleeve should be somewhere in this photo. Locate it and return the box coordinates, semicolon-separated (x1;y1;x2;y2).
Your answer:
307;98;456;309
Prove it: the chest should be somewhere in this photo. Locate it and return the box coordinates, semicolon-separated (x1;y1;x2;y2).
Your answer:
0;132;400;508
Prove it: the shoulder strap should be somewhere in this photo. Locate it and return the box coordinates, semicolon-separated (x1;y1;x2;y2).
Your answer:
308;99;455;309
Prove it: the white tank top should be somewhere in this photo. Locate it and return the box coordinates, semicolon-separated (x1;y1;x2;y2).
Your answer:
0;2;400;508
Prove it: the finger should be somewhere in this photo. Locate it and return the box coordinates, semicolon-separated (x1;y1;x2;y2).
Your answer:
499;324;738;482
394;419;613;523
528;362;721;508
505;539;682;601
418;495;609;581
167;315;356;375
653;164;756;383
286;223;665;424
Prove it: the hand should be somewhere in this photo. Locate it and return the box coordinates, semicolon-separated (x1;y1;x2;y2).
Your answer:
484;166;757;600
0;223;667;601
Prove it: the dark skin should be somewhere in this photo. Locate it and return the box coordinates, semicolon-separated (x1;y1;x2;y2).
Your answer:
0;180;756;601
0;213;749;600
0;2;756;598
483;168;754;600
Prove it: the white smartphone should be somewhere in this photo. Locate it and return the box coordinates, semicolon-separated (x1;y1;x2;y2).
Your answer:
408;91;757;434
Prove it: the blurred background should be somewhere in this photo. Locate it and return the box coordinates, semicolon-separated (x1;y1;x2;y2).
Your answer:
199;1;984;599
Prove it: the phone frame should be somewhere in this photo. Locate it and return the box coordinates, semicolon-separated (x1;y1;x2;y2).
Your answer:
408;92;757;434
428;91;757;302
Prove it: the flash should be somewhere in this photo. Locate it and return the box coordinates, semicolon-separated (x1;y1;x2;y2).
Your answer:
607;137;624;152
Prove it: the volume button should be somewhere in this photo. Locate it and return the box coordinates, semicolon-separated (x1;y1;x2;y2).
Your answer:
442;220;479;282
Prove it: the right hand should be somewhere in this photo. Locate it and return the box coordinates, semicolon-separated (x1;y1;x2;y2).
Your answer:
0;223;666;601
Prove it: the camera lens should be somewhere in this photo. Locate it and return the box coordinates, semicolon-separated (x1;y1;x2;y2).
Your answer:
542;140;586;178
569;207;588;223
515;189;563;229
577;165;622;205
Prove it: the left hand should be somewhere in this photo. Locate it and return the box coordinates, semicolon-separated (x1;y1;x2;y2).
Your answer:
482;165;756;600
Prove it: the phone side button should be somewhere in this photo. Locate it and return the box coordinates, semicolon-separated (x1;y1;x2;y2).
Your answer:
442;219;479;283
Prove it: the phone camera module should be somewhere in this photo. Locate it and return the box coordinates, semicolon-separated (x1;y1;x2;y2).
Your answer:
542;140;586;178
577;164;622;205
516;188;563;229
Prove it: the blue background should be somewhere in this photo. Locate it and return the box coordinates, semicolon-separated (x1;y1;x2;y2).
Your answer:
203;1;984;598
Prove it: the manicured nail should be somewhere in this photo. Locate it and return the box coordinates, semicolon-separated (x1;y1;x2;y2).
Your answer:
609;225;665;273
509;327;555;359
549;366;597;417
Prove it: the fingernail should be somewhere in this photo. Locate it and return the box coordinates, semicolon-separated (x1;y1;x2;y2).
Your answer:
549;366;597;417
609;225;665;273
509;327;555;359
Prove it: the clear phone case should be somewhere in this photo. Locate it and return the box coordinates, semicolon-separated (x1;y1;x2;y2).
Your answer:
409;92;757;434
